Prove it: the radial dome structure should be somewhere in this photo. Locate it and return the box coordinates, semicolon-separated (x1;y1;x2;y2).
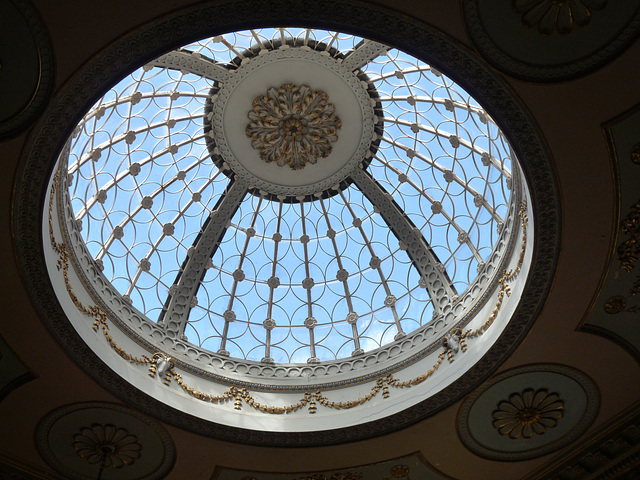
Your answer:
46;27;534;439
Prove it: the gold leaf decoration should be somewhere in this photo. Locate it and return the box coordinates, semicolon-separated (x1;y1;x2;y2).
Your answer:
73;423;141;468
513;0;608;34
492;388;564;439
606;198;640;314
246;84;342;170
390;464;410;478
632;142;640;165
618;200;640;274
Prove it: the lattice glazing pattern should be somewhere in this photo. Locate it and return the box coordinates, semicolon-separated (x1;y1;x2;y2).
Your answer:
65;28;514;364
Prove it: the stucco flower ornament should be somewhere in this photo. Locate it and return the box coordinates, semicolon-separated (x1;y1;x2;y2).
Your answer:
246;83;342;170
73;423;142;468
492;388;564;439
513;0;608;34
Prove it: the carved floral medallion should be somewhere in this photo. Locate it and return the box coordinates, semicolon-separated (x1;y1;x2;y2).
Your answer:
246;83;342;170
492;388;564;439
73;423;142;468
632;142;640;165
390;465;410;477
513;0;608;34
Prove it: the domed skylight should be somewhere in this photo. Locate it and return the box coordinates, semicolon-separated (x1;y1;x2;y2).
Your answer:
65;28;514;365
44;26;534;438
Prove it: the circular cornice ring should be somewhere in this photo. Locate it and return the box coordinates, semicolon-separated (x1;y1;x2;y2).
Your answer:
36;402;176;480
456;364;600;461
13;0;561;446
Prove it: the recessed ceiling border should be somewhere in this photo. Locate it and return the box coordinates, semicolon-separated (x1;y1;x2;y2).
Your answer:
13;0;561;446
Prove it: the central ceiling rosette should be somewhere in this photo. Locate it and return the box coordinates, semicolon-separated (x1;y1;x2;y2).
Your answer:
246;83;342;170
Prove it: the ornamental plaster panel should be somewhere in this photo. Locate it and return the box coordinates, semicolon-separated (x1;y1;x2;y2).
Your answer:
36;402;175;480
580;104;640;361
524;401;640;480
462;0;640;81
210;452;453;480
457;364;600;461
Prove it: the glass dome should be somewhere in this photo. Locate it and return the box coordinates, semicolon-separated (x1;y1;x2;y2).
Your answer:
44;26;534;438
65;28;515;365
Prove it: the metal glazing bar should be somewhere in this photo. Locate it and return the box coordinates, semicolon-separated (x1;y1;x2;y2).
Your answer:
351;168;457;313
69;115;206;175
73;95;208;132
337;189;405;339
367;65;425;83
299;200;319;363
324;31;341;51
264;328;272;364
75;134;208;222
263;199;284;364
379;132;512;197
432;71;491;265
319;198;363;355
118;169;228;295
374;156;486;262
380;120;513;181
308;328;317;363
226;197;263;311
218;196;263;355
379;95;489;119
120;194;213;298
217;37;245;60
159;178;249;338
385;53;423;158
249;29;266;50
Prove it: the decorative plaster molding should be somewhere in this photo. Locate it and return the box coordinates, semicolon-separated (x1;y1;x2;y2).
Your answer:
492;388;564;439
513;0;608;35
457;364;599;461
246;83;342;170
0;452;67;480
581;105;640;362
36;402;175;480
462;0;640;81
211;451;454;480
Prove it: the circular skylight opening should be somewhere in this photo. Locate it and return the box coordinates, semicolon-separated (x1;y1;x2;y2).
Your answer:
44;26;536;440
